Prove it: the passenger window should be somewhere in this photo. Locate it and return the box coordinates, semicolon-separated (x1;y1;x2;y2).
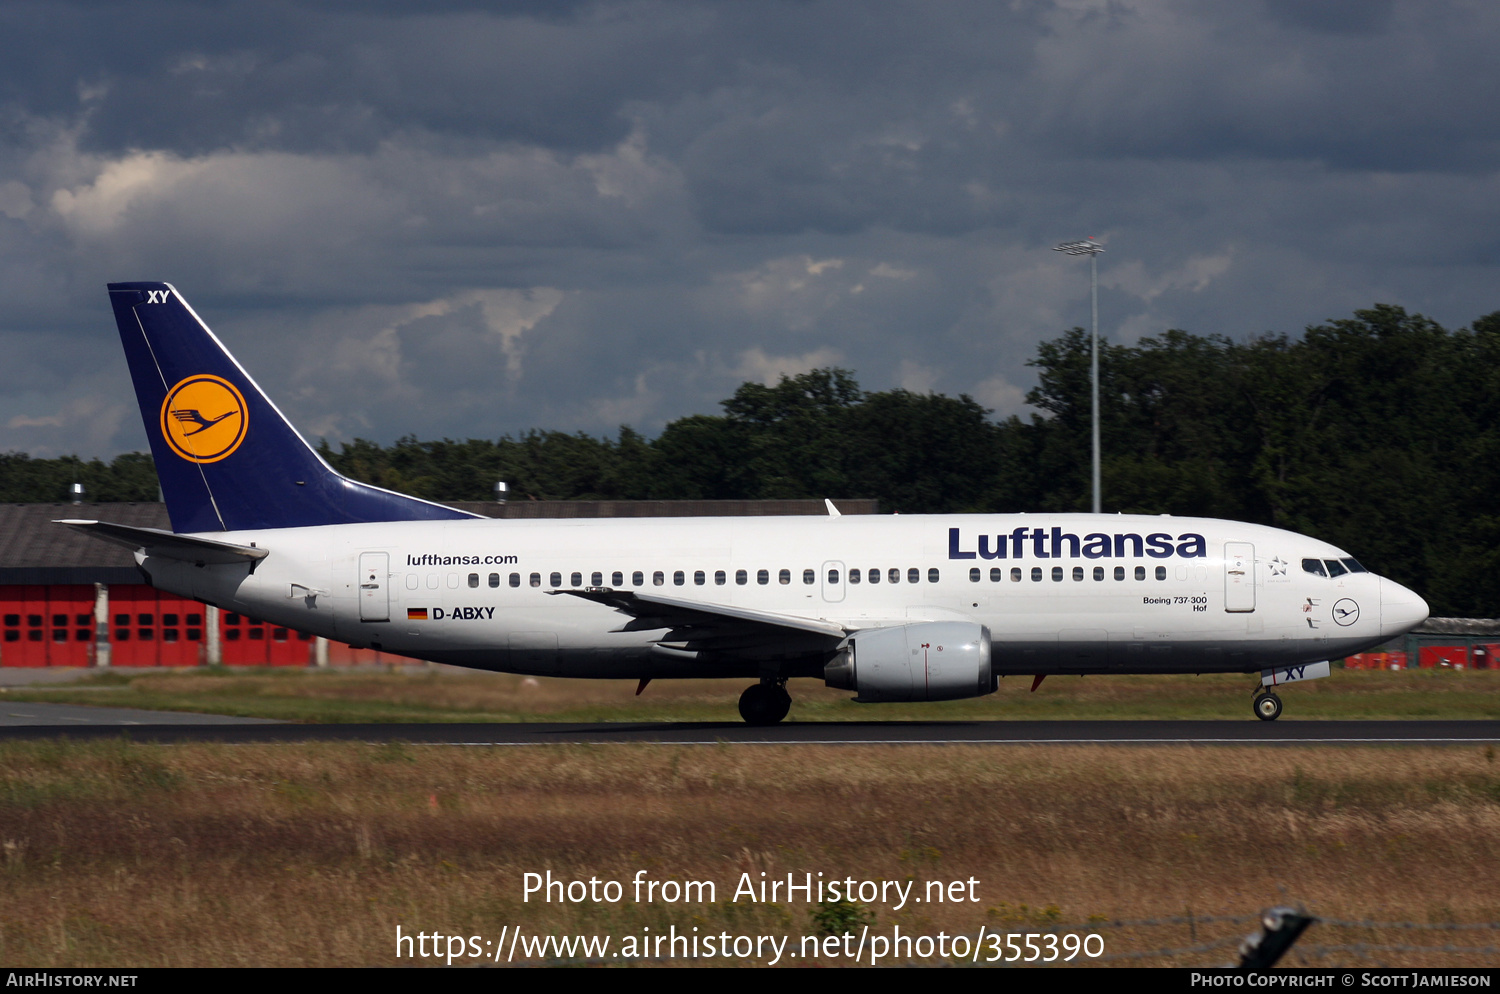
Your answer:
489;572;502;588
1325;560;1348;578
529;573;541;587
828;569;840;584
1073;567;1084;581
803;569;815;585
592;572;603;586
653;571;665;586
868;569;880;584
1094;567;1104;581
1115;566;1125;580
1135;566;1146;580
970;568;981;582
468;573;479;588
1155;566;1167;580
694;571;705;585
1052;567;1063;582
571;572;583;587
889;568;900;584
612;572;623;586
848;568;860;584
991;568;1003;582
928;568;939;583
757;569;769;585
550;572;562;587
673;571;685;586
633;571;644;586
715;570;726;585
1031;567;1042;582
908;568;920;584
735;569;747;585
508;573;520;588
778;569;790;585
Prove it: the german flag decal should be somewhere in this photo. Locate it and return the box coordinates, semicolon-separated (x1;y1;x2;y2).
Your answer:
407;608;428;620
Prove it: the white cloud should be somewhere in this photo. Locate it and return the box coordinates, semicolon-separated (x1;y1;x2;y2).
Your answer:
1105;250;1235;303
727;346;845;386
895;359;939;393
972;374;1030;417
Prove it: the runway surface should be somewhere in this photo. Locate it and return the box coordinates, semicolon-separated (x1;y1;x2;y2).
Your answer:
0;703;1495;744
0;701;280;727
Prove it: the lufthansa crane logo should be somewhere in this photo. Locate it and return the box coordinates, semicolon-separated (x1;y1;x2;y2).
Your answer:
160;375;248;464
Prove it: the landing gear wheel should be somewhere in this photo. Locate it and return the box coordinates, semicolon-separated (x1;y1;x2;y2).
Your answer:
1253;692;1283;722
738;682;792;726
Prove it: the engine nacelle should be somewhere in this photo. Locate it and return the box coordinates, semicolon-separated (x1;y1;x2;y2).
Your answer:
825;621;995;702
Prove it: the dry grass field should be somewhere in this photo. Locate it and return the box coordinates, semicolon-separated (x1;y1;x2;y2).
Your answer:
1;739;1496;968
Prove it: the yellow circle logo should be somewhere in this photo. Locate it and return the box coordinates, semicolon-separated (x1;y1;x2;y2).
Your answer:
160;375;248;464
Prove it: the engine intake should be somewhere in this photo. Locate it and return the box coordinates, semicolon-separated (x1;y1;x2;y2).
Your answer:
825;621;995;702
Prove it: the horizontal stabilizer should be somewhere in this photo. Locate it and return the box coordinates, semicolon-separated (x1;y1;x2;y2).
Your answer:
55;519;269;566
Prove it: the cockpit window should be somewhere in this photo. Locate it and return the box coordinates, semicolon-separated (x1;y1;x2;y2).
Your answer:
1324;559;1349;578
1341;558;1368;574
1301;558;1328;577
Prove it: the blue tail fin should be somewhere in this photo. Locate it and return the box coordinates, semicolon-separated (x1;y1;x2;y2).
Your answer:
107;282;478;533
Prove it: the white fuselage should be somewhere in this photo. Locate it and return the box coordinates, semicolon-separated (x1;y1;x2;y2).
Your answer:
137;512;1427;680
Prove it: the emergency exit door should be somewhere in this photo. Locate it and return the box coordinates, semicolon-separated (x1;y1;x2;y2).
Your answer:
359;552;390;622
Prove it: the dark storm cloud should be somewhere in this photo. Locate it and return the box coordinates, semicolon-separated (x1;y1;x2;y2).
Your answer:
0;1;1497;458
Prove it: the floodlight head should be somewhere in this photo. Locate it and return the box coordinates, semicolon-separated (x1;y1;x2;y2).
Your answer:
1053;238;1105;256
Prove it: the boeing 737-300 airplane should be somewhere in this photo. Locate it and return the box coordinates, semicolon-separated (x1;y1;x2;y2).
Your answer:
61;283;1430;724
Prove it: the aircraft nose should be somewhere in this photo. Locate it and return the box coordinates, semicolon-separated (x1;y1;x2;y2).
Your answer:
1379;577;1429;638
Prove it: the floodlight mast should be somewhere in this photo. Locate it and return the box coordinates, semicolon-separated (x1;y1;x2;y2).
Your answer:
1052;237;1105;514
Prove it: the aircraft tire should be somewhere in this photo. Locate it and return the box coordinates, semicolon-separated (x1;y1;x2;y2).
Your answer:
739;683;791;725
1253;692;1282;722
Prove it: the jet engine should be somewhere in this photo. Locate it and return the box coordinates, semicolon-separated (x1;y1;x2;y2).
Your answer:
824;622;995;702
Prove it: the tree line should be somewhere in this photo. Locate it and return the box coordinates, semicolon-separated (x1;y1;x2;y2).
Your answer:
3;304;1496;615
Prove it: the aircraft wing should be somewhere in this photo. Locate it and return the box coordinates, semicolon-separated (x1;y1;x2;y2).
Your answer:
55;519;269;566
552;588;848;655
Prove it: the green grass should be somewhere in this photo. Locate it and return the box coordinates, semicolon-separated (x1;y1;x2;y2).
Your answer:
3;665;1497;723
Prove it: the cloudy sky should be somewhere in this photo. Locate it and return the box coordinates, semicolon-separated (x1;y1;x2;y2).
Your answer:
2;0;1497;458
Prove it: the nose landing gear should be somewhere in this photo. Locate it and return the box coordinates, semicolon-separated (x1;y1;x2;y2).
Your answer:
739;679;792;725
1253;691;1283;722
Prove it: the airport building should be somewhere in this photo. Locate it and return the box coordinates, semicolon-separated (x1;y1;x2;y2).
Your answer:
0;500;878;668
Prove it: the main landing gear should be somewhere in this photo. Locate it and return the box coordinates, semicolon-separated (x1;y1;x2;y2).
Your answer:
739;679;792;726
1253;690;1283;722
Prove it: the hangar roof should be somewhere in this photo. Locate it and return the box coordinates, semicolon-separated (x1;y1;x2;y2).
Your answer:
0;499;878;584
